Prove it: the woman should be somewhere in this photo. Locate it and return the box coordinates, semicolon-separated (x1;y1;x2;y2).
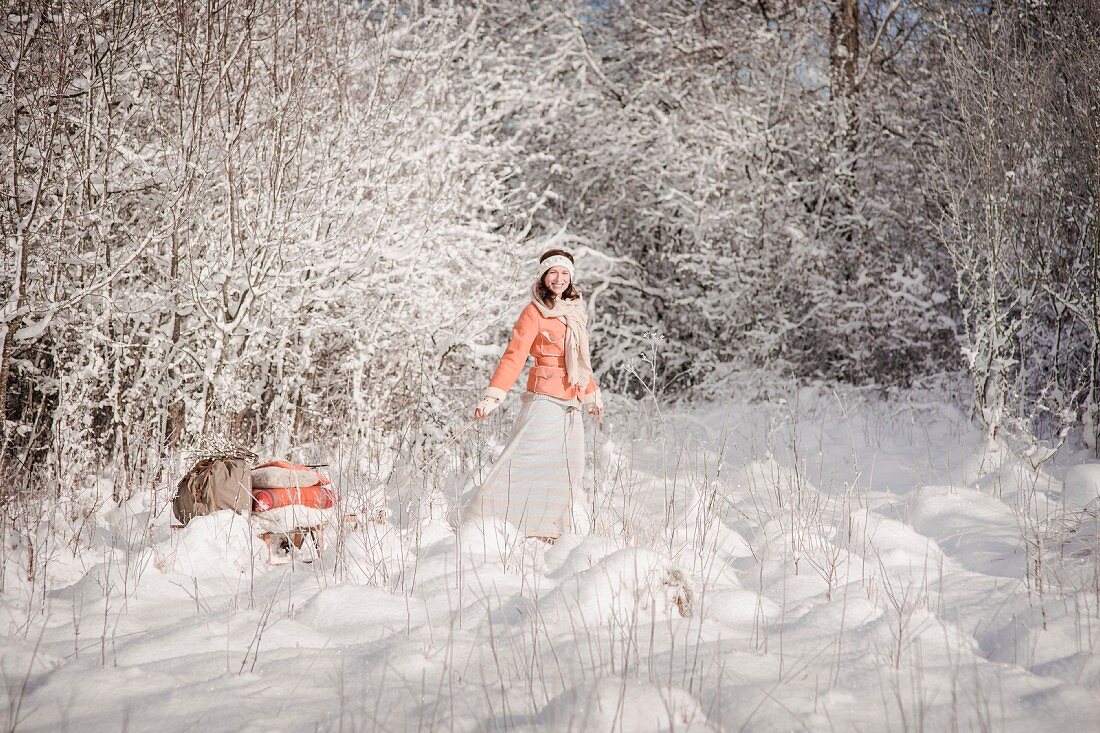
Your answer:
464;249;604;543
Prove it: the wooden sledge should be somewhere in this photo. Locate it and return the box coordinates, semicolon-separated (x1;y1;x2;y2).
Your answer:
259;513;384;565
262;526;324;565
340;509;388;529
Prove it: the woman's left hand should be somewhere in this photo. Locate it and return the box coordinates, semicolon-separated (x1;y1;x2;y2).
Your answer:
587;405;604;423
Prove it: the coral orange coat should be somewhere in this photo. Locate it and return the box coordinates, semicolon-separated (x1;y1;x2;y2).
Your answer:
487;303;599;403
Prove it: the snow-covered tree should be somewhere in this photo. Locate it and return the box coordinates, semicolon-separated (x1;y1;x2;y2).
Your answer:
935;0;1099;445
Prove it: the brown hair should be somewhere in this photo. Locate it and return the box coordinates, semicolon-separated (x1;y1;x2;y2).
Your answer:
536;248;581;304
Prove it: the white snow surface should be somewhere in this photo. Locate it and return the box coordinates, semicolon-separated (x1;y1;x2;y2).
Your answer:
3;389;1100;731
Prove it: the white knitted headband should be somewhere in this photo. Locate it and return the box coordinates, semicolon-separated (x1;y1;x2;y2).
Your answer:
538;255;575;278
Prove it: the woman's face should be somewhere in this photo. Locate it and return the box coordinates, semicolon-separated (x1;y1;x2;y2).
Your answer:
544;266;571;297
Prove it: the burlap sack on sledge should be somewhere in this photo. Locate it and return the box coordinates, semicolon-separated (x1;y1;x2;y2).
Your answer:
172;458;252;525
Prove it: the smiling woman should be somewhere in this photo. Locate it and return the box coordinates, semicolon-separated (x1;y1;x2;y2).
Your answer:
463;249;604;543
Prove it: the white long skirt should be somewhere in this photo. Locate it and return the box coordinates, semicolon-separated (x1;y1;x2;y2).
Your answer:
463;392;585;539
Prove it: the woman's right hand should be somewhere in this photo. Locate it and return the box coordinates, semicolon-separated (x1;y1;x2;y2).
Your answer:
474;395;500;420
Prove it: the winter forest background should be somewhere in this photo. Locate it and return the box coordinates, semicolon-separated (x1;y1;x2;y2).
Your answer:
2;1;1100;730
3;0;1099;491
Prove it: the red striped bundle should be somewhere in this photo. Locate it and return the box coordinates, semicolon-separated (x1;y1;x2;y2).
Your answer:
250;460;337;512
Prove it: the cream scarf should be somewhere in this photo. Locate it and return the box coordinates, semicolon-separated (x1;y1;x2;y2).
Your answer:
530;283;592;389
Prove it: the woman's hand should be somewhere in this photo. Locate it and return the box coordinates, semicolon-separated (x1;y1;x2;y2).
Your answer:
587;404;604;423
474;395;501;420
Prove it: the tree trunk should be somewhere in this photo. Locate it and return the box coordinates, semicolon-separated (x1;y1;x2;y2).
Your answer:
825;0;861;365
830;0;859;156
0;233;26;457
830;0;859;100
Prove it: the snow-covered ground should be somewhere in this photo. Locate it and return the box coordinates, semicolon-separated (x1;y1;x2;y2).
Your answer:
3;388;1100;731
